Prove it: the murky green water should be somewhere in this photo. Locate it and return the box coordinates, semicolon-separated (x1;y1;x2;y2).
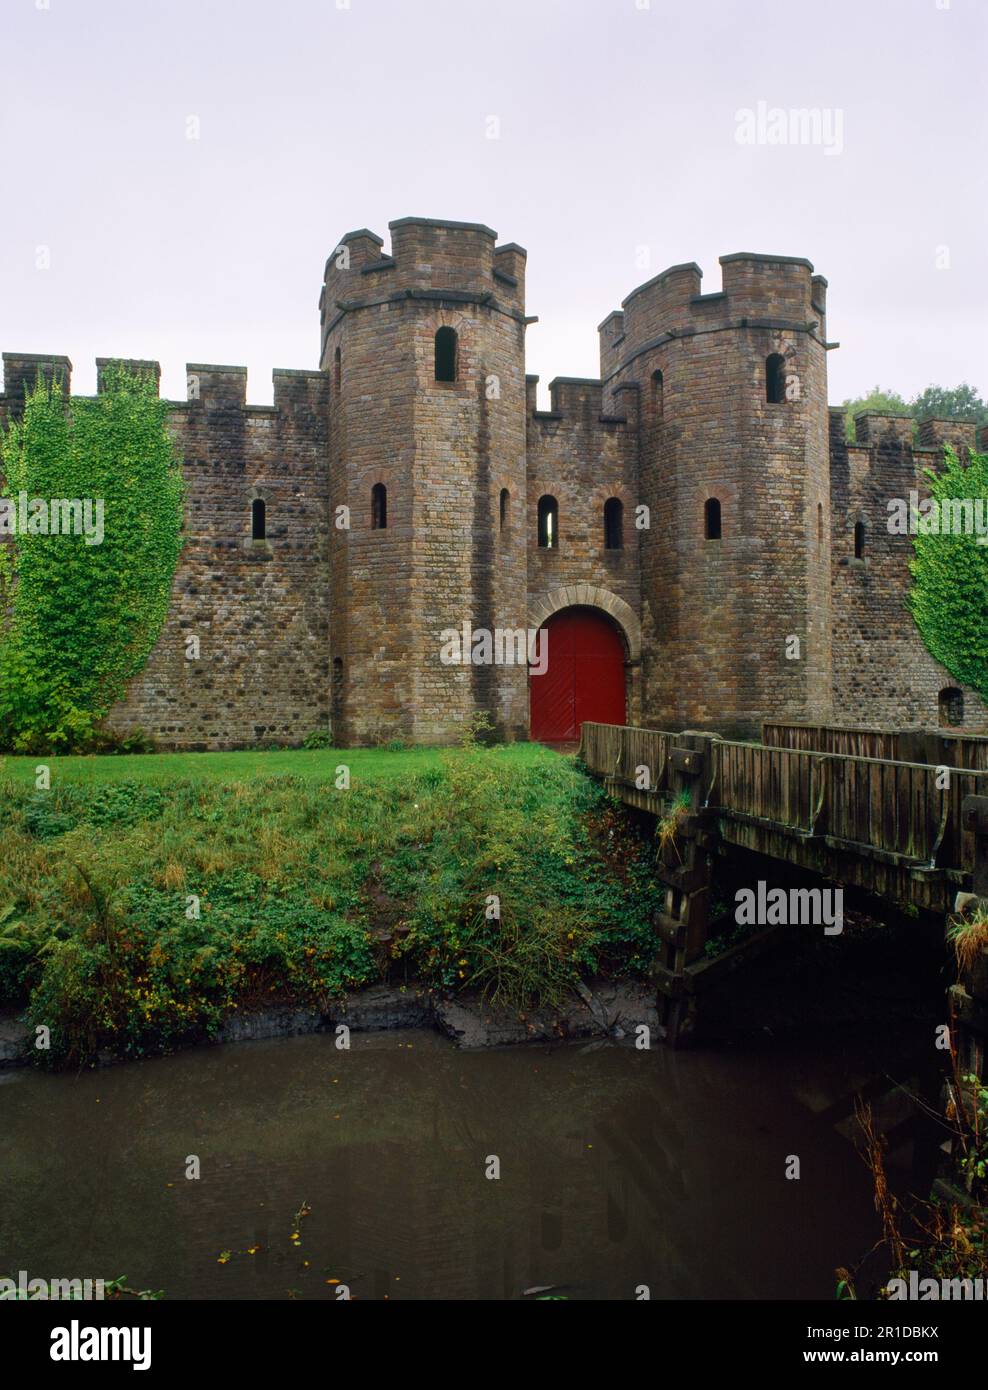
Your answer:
0;1029;902;1300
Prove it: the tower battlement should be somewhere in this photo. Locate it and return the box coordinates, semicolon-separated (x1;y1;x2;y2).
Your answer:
599;252;825;383
320;217;527;361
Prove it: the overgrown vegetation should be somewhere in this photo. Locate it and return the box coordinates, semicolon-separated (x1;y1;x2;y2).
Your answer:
839;902;988;1298
838;1072;988;1300
655;789;691;863
908;446;988;703
948;903;988;976
0;365;184;753
0;747;661;1066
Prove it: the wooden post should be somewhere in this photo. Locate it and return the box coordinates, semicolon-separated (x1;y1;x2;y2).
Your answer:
651;732;719;1046
953;797;988;1086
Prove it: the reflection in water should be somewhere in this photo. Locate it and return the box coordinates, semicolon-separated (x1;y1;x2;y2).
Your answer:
0;1029;894;1300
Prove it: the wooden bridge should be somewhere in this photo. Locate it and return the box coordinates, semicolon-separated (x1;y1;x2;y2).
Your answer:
578;720;988;1052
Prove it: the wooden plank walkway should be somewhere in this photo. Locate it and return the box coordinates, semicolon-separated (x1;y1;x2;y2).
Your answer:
578;721;988;914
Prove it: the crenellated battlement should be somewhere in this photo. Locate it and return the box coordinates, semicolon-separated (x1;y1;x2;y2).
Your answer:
916;417;979;453
830;411;985;462
1;352;72;414
96;358;160;393
1;355;328;419
599;251;824;381
525;374;633;429
853;412;915;448
718;252;816;319
611;261;703;363
548;377;604;417
828;406;849;448
319;217;527;360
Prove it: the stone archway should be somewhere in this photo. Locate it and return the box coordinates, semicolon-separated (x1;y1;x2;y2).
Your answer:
529;584;642;662
528;585;642;741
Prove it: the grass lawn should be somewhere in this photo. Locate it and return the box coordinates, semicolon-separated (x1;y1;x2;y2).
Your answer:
0;741;558;788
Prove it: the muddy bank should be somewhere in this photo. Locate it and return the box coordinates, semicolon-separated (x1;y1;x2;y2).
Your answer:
0;979;660;1069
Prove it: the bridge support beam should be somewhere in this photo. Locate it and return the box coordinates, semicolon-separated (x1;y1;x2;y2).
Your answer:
949;796;988;1086
650;733;720;1046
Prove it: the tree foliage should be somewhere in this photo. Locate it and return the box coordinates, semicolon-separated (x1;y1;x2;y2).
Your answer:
911;383;988;427
842;382;987;441
0;365;184;751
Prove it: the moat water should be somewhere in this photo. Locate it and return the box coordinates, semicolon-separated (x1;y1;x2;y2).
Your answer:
0;1026;934;1300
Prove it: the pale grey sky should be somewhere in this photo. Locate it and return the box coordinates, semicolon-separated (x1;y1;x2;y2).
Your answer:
2;0;985;409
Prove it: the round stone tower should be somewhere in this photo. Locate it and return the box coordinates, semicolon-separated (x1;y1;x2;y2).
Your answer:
320;217;529;745
600;252;833;738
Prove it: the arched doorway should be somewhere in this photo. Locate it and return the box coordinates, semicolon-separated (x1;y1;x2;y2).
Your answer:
530;606;627;743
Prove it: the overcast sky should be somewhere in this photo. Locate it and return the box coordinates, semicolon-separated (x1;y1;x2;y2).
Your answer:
2;0;985;409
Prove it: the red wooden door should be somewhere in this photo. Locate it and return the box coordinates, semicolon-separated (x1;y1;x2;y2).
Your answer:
529;607;626;742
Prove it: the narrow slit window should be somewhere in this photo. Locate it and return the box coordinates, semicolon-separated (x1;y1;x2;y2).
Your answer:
939;687;963;727
334;346;341;390
499;487;509;531
251;498;266;541
332;657;344;728
817;501;824;544
537;494;558;549
604;497;624;550
651;368;664;418
435;327;457;382
704;497;721;541
372;482;387;530
854;520;865;559
766;353;786;404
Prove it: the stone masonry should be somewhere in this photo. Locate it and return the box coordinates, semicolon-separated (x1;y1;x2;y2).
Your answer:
0;217;984;747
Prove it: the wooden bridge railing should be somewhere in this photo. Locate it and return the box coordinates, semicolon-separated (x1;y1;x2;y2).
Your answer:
579;721;987;876
579;721;674;796
762;720;988;772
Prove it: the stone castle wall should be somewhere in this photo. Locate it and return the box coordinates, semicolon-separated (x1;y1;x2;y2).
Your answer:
2;220;984;748
829;410;988;729
1;353;331;750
